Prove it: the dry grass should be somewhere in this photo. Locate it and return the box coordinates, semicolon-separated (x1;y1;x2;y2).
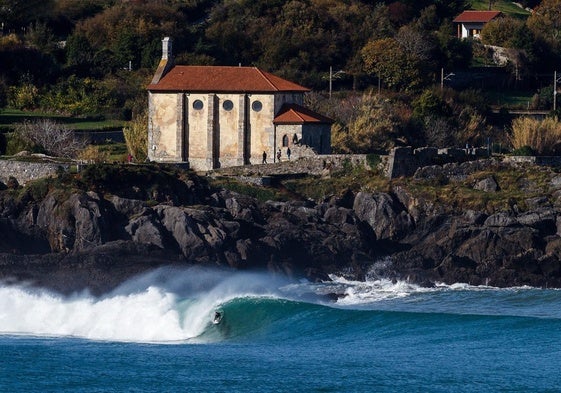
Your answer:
510;117;561;155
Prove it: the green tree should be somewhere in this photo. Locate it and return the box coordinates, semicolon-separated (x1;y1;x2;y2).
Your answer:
65;33;96;76
435;22;472;70
412;89;451;119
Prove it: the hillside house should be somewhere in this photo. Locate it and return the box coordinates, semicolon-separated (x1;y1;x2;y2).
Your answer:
453;10;502;39
147;38;332;171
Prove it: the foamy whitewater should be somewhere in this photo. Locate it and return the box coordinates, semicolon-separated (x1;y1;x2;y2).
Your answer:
1;266;561;392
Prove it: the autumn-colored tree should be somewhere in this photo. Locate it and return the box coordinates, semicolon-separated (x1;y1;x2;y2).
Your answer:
330;92;408;153
361;34;428;91
527;0;561;50
480;17;531;49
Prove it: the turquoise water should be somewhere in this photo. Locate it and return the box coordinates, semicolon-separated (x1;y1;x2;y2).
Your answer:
1;267;561;392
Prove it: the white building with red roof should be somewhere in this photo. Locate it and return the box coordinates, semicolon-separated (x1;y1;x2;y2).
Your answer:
453;10;502;39
147;37;332;170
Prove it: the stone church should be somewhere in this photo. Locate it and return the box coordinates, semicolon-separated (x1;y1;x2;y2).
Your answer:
147;38;332;171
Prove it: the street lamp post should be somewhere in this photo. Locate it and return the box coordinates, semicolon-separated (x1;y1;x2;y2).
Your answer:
441;68;454;91
554;71;561;112
327;66;345;98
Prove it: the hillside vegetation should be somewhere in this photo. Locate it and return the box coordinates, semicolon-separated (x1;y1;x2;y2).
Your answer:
0;0;560;158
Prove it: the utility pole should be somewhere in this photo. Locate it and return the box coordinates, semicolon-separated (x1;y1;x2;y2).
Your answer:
441;68;454;91
554;71;561;112
329;66;332;98
327;67;345;98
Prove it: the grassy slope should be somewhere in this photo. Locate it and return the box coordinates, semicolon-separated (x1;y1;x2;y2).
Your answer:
467;0;531;17
0;109;125;132
212;161;556;215
206;142;553;212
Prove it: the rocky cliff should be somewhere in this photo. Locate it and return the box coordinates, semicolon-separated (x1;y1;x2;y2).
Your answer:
1;160;561;294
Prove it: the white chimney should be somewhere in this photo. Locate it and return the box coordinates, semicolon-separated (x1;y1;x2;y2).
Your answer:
162;37;172;60
150;37;174;85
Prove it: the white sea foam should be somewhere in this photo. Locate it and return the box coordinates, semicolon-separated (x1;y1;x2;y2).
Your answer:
0;285;192;342
0;267;285;343
325;274;517;306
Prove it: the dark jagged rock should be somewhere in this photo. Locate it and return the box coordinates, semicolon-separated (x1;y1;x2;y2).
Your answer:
2;163;561;294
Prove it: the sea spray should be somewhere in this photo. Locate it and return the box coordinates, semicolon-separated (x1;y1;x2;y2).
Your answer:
0;267;291;343
0;285;186;342
2;266;561;344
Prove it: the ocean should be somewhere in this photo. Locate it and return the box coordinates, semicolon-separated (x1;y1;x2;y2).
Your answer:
1;266;560;392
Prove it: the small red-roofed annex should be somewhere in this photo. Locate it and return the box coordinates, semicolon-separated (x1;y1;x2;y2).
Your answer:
453;10;502;39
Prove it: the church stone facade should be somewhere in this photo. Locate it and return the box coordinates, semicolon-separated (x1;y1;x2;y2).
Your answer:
147;38;332;171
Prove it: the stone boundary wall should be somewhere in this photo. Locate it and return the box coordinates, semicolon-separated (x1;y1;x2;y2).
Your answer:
503;156;561;167
386;146;489;179
0;160;70;186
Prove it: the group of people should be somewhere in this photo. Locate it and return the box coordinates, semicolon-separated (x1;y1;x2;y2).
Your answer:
262;147;291;164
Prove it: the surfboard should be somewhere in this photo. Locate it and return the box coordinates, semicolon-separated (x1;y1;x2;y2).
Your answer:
212;312;223;325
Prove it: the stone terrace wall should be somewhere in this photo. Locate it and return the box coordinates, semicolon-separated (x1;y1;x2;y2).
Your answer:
386;146;489;179
503;156;561;167
0;160;70;186
210;154;371;177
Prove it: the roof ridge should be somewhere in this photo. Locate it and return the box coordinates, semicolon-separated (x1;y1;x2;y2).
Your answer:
255;68;280;91
289;105;306;122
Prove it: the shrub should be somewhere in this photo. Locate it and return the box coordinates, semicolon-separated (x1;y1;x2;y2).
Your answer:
8;83;39;110
77;145;110;163
5;131;36;155
511;145;535;156
123;111;148;162
13;119;88;158
366;153;381;169
330;92;404;153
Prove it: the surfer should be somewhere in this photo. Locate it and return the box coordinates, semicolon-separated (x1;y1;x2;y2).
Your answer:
213;311;223;325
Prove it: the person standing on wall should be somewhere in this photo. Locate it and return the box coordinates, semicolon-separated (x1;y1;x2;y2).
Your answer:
287;147;291;160
277;149;281;162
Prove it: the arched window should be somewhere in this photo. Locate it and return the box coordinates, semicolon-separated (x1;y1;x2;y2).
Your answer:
282;134;289;147
292;134;298;144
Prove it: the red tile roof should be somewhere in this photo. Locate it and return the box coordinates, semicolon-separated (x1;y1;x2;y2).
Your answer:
274;103;333;124
453;10;502;23
148;66;309;93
